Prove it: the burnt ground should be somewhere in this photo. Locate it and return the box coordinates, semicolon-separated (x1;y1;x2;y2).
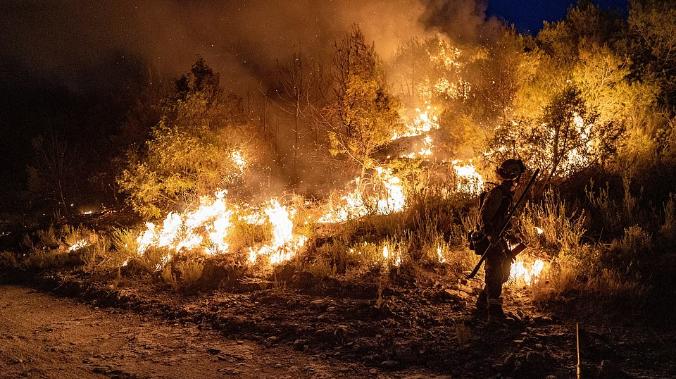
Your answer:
2;268;675;378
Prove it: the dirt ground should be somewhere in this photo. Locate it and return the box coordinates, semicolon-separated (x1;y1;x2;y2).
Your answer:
2;268;676;378
0;285;440;379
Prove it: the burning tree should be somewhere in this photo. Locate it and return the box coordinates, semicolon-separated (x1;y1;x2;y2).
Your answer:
118;60;259;219
322;26;403;171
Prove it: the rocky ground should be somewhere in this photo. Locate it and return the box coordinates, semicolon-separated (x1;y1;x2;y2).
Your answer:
0;285;442;379
2;268;675;378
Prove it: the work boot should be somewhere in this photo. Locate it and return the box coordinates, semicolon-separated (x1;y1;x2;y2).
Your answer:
487;299;506;323
473;291;487;318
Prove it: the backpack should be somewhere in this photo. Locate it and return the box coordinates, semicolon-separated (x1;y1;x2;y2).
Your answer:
467;183;499;255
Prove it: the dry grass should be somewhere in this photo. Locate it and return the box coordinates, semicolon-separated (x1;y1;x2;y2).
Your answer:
659;194;675;240
519;191;587;254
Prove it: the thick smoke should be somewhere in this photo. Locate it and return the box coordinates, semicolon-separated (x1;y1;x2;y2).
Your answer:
0;0;498;92
419;0;503;45
0;0;443;92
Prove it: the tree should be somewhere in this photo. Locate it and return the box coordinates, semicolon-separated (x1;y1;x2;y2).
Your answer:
322;26;403;170
117;60;258;219
175;57;220;101
627;0;676;112
272;52;328;181
489;87;598;181
26;131;78;218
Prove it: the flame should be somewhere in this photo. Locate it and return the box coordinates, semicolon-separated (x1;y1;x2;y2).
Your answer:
509;258;546;286
68;239;89;252
318;166;405;223
452;160;484;194
382;244;401;267
136;190;233;258
247;199;307;265
535;226;544;235
436;245;446;263
231;151;246;172
392;104;440;140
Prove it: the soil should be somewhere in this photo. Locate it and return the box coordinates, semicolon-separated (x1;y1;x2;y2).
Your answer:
3;269;675;378
0;285;436;378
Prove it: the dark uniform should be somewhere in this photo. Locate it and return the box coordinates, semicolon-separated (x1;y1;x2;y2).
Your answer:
475;159;526;319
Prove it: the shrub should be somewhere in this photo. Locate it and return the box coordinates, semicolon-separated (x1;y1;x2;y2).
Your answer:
0;251;17;271
607;225;652;272
660;194;675;241
117;91;262;219
519;191;586;254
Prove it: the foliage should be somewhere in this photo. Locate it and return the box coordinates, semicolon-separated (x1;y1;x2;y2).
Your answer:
26;132;80;218
118;60;260;218
519;191;587;254
627;0;676;112
323;26;403;169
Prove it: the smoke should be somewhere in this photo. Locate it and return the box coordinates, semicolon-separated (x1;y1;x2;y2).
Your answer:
0;0;437;93
0;0;502;93
0;0;503;201
419;0;503;45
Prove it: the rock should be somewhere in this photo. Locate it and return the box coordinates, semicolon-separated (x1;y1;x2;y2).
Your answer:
380;360;399;369
293;339;308;351
310;299;328;311
526;351;545;364
598;359;625;378
369;368;378;375
503;353;515;369
218;368;241;375
443;289;470;301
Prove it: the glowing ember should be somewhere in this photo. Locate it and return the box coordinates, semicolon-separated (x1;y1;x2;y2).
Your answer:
452;160;484;194
535;226;544;235
68;239;89;252
509;258;546;286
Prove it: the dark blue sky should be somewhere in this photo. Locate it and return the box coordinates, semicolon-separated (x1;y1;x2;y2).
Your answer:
486;0;628;34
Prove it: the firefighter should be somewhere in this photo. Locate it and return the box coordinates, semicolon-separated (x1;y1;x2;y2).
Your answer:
475;159;526;321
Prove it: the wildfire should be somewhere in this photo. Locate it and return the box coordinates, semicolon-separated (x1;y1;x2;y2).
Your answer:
318;166;406;223
452;160;484;194
392;104;440;140
68;239;89;252
136;190;233;259
248;199;307;265
509;258;546;286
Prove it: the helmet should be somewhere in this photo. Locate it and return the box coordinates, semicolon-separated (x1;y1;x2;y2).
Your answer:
496;159;526;181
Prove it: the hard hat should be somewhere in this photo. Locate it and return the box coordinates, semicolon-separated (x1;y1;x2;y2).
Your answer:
496;159;526;180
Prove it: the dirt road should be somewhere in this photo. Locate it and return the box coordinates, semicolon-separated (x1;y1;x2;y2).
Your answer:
0;285;429;379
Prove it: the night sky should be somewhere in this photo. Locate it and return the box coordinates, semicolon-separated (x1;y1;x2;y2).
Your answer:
487;0;628;33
